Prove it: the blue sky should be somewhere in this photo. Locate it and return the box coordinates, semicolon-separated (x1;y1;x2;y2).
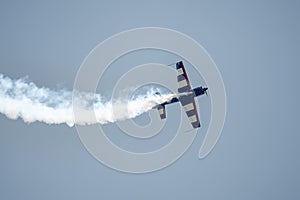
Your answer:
0;1;299;199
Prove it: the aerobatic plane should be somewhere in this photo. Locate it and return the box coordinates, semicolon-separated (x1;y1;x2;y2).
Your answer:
153;61;208;128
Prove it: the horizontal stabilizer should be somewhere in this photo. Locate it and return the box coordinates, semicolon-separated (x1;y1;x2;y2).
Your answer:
157;104;166;119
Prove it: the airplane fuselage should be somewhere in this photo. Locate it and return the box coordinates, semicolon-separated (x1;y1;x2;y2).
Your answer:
160;86;208;106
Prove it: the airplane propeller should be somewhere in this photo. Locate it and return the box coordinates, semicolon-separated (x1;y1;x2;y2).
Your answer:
202;86;209;96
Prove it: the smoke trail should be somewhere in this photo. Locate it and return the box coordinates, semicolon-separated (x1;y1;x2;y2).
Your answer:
0;74;176;127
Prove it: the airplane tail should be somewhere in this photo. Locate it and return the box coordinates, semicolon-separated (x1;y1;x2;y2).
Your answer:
157;104;166;119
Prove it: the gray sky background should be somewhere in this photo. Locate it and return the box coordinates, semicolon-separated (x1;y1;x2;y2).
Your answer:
0;0;299;199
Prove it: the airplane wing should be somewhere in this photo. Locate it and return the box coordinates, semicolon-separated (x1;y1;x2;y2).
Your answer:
179;96;201;128
176;61;192;93
176;61;201;128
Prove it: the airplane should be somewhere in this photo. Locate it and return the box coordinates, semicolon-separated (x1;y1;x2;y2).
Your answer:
153;61;208;128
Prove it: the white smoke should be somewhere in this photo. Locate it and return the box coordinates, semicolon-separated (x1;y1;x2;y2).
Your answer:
0;74;176;127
